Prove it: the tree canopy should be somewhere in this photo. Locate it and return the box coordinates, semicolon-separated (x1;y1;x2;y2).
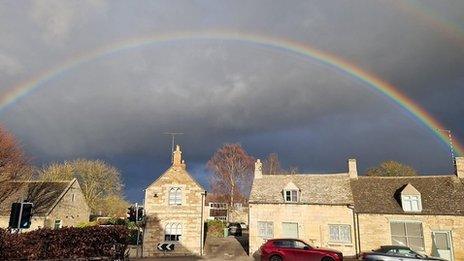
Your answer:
0;125;31;202
207;143;255;207
366;160;418;177
39;159;127;215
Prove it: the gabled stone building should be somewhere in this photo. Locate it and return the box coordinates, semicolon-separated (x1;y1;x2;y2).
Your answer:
249;157;464;260
143;145;207;257
248;159;357;256
0;178;90;230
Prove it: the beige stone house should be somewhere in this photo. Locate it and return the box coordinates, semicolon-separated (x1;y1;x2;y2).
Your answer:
249;157;464;260
0;178;90;230
248;159;357;256
351;157;464;261
143;145;207;257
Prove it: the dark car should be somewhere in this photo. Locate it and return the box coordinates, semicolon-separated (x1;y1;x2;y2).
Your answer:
228;222;242;236
360;245;446;261
259;238;343;261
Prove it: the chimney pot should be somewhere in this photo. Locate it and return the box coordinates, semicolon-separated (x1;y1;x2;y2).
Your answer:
456;157;464;178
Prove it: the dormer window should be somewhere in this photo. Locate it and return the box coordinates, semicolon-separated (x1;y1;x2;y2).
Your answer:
284;190;298;202
400;184;422;212
283;182;300;203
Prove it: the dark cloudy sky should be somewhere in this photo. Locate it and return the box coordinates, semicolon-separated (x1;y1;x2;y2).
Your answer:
1;0;463;202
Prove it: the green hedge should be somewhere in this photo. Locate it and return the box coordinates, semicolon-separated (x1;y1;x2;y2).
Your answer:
0;226;129;260
206;220;226;237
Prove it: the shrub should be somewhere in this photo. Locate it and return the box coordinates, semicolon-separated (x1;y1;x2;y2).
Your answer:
0;226;129;260
206;219;226;237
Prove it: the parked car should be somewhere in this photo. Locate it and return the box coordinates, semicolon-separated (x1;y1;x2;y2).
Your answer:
360;245;447;261
258;238;343;261
228;222;242;236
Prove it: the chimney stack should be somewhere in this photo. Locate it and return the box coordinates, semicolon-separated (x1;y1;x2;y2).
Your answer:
348;159;358;179
172;145;185;168
254;159;263;179
456;157;464;178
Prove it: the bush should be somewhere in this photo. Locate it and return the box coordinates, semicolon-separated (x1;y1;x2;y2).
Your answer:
206;219;226;238
0;226;129;260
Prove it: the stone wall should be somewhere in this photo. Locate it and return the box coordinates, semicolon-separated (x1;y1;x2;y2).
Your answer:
143;165;205;257
46;181;90;228
249;203;356;256
358;213;464;260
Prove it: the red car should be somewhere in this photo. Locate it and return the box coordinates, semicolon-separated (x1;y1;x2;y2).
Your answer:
259;238;343;261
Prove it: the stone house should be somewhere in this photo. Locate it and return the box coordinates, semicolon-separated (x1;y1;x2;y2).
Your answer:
143;145;207;257
350;157;464;261
248;159;357;256
0;178;90;230
249;157;464;260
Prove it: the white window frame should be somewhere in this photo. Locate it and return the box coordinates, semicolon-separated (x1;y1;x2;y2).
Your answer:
401;195;422;212
169;187;182;205
258;221;274;239
390;221;425;251
284;189;299;202
165;223;182;241
328;224;352;244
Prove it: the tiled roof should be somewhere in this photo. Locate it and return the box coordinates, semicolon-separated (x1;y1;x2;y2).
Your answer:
0;180;72;216
249;173;353;205
350;176;464;215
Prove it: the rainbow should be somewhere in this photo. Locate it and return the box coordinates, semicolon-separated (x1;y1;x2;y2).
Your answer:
0;30;462;155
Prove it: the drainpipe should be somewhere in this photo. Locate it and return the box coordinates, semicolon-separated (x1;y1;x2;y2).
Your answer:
200;191;206;256
347;204;359;257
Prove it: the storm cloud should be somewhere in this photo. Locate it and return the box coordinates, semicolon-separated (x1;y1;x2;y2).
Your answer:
0;0;463;201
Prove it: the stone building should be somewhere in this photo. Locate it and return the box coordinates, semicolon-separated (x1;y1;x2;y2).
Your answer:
248;159;357;257
0;178;90;230
143;145;207;257
249;157;464;260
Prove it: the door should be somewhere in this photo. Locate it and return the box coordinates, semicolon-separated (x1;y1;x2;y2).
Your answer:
432;231;453;261
282;222;299;238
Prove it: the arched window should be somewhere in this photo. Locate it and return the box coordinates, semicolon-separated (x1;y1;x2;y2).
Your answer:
165;223;182;241
169;187;182;205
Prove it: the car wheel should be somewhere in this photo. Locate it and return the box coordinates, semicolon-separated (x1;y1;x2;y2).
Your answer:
269;255;283;261
321;257;334;261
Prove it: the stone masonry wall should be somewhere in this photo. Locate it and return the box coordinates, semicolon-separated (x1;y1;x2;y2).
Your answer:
46;181;90;228
249;203;356;257
358;214;464;260
143;166;205;257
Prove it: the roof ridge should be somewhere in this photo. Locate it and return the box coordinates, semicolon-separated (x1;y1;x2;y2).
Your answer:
357;175;455;179
10;180;74;183
264;173;349;177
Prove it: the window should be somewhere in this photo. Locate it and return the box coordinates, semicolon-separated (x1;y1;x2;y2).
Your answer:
258;221;273;239
329;224;352;243
274;240;308;249
402;195;421;212
165;223;182;241
169;187;182;205
71;193;75;202
390;222;424;251
54;219;62;229
284;190;298;202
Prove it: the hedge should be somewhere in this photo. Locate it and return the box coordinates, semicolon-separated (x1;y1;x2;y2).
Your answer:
0;225;129;260
206;220;226;238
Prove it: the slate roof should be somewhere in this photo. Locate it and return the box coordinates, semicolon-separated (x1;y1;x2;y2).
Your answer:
249;173;353;205
350;176;464;215
0;180;73;216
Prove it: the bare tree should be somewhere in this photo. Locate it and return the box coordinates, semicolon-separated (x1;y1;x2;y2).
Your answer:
207;144;254;208
263;153;283;175
0;125;31;203
40;159;123;213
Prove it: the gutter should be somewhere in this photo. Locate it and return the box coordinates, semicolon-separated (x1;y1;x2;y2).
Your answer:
348;204;360;257
200;191;207;256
